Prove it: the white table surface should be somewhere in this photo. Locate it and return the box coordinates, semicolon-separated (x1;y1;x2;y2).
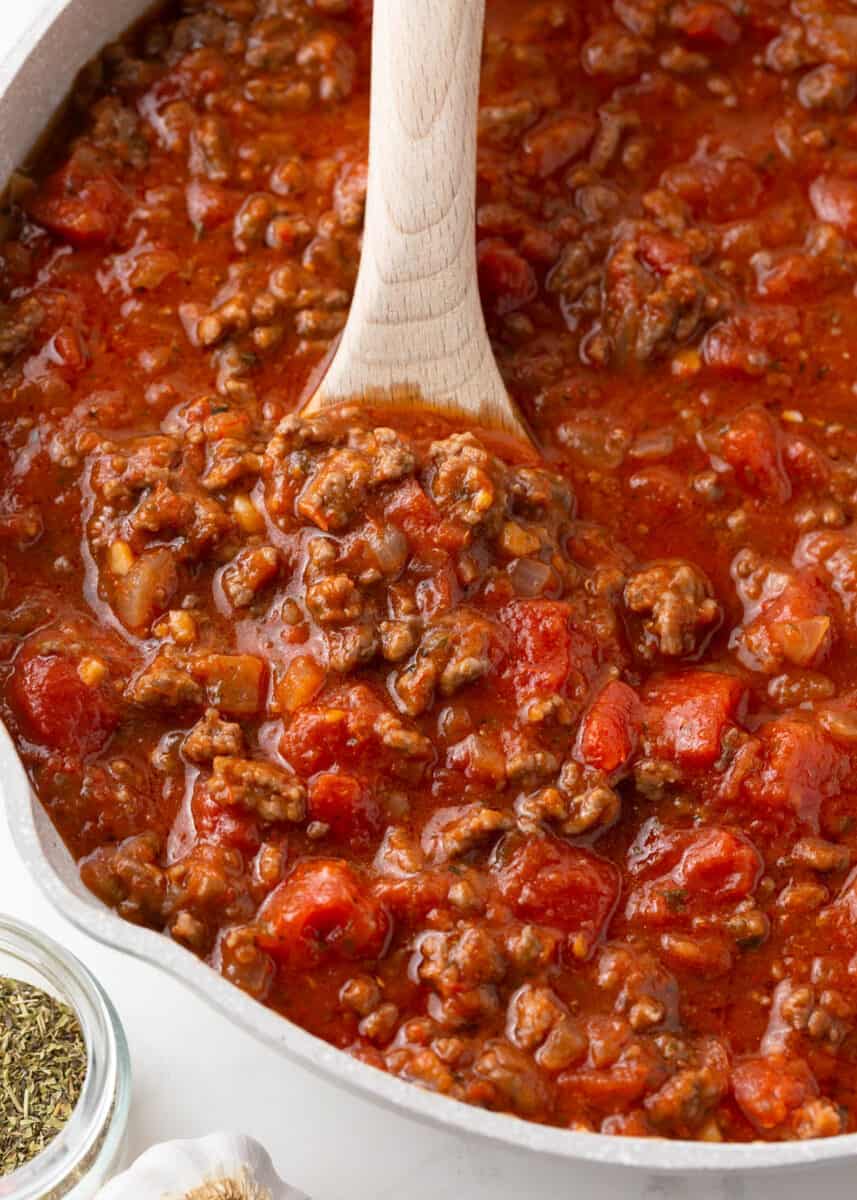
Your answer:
2;4;857;1197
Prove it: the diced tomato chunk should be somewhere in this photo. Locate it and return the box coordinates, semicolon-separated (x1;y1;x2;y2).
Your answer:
703;308;799;378
677;827;762;900
373;870;451;926
501;599;595;705
737;566;832;673
28;166;127;248
672;3;741;46
810;175;857;242
307;772;382;844
821;868;857;950
497;836;619;956
577;679;641;773
643;671;744;769
753;249;821;300
477;238;538;316
662;153;761;222
704;406;790;502
795;527;857;632
385;478;442;556
281;692;372;776
732;1056;818;1134
257;859;390;969
637;231;692;275
10;653;117;757
192;785;261;855
626;826;762;926
627;466;698;520
51;326;87;373
782;435;831;492
559;1047;659;1114
742;718;848;824
186;179;237;231
281;683;426;778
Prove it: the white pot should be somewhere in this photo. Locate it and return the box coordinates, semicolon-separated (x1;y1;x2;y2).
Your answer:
1;2;856;1192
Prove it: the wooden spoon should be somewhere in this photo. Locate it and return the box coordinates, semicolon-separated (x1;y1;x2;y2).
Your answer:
303;0;530;443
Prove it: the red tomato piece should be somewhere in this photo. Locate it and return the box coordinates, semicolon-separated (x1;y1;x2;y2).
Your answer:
707;406;790;502
577;679;641;773
810;175;857;242
257;859;390;969
28;167;127;248
280;683;428;779
497;836;620;956
643;671;744;769
821;868;857;951
732;1056;818;1134
754;250;821;300
559;1046;661;1114
414;553;459;619
626;826;762;926
627;466;699;521
373;870;451;926
703;308;800;378
673;3;741;46
638;231;693;275
477;238;538;317
307;772;382;844
192;785;261;856
676;827;763;901
385;478;442;556
737;566;832;673
10;653;117;757
50;326;87;374
662;153;761;222
743;718;848;824
794;527;857;631
782;435;831;492
501;599;595;704
186;179;238;232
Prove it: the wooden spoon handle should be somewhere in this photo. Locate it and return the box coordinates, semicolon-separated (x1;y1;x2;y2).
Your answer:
307;0;524;437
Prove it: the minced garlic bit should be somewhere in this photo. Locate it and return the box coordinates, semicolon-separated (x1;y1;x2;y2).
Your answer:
168;609;197;646
108;540;134;576
232;493;266;534
77;656;107;687
671;347;701;377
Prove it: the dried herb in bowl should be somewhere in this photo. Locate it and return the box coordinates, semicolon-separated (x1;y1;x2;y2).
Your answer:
0;977;87;1175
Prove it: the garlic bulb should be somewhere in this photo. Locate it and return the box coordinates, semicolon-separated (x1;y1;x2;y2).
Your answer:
97;1132;308;1200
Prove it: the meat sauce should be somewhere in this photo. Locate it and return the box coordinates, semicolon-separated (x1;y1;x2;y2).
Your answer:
4;0;857;1142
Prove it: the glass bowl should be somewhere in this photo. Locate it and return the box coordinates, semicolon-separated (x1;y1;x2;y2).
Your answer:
0;915;131;1199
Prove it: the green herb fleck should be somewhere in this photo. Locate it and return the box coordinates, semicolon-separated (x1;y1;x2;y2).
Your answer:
664;888;688;912
0;978;87;1176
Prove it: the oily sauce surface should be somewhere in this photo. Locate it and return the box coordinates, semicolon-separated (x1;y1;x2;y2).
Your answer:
5;0;857;1141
